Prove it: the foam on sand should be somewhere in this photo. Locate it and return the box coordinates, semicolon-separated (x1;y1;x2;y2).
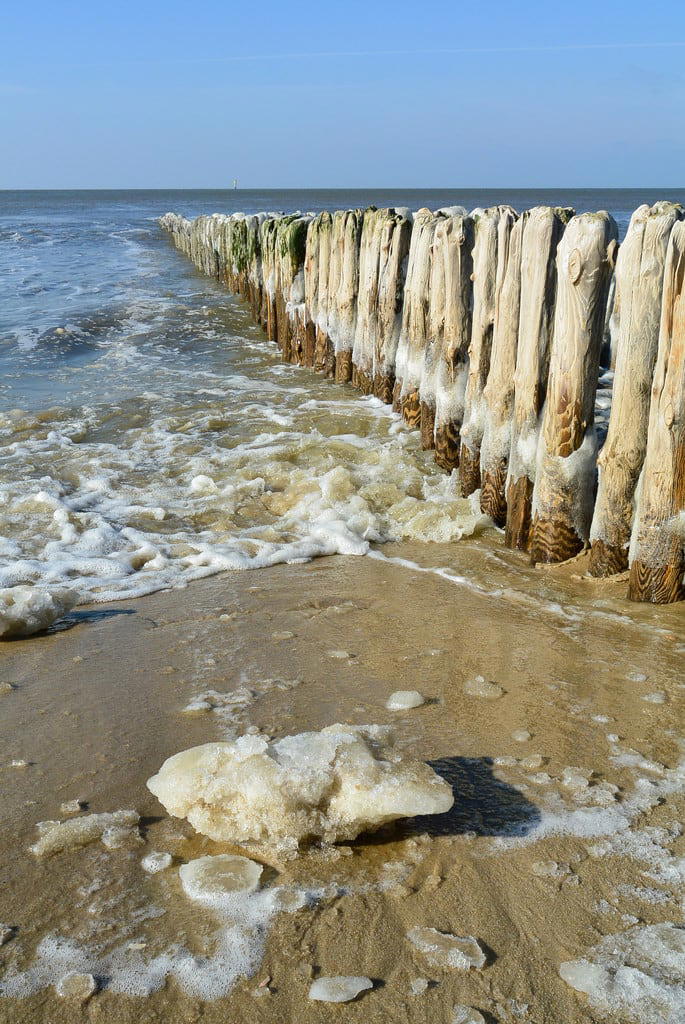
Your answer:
0;586;78;639
147;724;453;848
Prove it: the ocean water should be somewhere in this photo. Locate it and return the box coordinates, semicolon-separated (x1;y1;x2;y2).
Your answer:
2;188;684;603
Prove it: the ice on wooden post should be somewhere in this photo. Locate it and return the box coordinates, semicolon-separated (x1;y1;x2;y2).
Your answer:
303;214;324;368
146;724;453;848
394;210;437;428
529;211;618;564
589;202;683;576
432;212;475;470
505;207;573;550
628;220;685;603
373;209;413;403
459;206;518;495
480;212;527;524
273;215;310;363
259;217;280;343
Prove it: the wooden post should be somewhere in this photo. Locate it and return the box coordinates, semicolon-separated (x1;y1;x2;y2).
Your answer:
259;217;280;343
589;202;682;575
326;210;362;383
459;206;518;495
303;214;323;368
433;212;475;471
352;208;382;394
394;209;436;425
628;220;685;602
505;207;573;550
274;215;310;364
480;212;527;524
313;212;336;377
528;211;618;564
374;209;412;403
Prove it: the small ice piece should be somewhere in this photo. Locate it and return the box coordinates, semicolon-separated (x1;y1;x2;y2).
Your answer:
327;649;350;659
452;1006;486;1024
0;682;15;696
408;927;486;969
141;851;172;874
386;690;425;711
562;767;592;791
179;854;263;903
627;671;648;683
55;972;97;1001
559;959;610;994
308;976;373;1003
0;586;79;639
0;925;14;946
102;824;141;850
642;692;667;704
511;729;531;742
10;759;28;769
463;676;503;699
531;860;571;878
271;631;294;641
410;977;429;995
30;810;140;856
519;754;544;770
181;699;213;714
147;724;454;846
59;800;84;816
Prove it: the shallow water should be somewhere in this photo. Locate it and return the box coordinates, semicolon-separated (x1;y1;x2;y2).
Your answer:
3;188;685;603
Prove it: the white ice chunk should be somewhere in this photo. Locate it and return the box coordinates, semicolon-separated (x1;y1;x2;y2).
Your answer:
511;729;531;742
147;724;453;847
308;976;373;1002
55;972;97;1001
386;690;425;710
141;851;173;874
410;977;429;995
0;586;78;640
408;927;487;969
179;855;263;903
452;1006;486;1024
30;810;140;857
463;676;503;699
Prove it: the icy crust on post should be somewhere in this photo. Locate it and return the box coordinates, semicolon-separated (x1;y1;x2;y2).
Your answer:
147;724;454;848
0;586;78;639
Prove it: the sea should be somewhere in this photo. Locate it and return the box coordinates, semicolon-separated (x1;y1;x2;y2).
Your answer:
2;188;684;604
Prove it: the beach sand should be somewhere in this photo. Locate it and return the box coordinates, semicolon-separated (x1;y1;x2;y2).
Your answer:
1;539;683;1023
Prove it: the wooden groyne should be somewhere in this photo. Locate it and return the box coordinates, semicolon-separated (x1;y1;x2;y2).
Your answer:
159;199;685;604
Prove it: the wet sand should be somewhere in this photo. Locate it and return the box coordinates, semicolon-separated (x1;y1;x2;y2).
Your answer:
1;538;684;1023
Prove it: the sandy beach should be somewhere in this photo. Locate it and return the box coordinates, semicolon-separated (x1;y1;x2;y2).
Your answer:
2;538;683;1023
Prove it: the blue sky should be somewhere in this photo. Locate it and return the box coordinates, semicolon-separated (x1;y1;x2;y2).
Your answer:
2;0;684;188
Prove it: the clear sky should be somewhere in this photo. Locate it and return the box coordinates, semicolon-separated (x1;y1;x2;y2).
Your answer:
2;0;684;188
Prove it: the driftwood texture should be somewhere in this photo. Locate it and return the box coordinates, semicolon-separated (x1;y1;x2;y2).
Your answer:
628;220;685;603
352;208;384;394
589;202;683;575
529;211;618;564
504;207;573;550
459;206;517;496
373;209;412;403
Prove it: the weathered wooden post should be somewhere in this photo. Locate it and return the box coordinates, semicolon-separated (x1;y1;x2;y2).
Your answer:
504;207;573;550
313;212;336;377
303;214;323;368
326;210;362;383
352;207;383;394
628;220;685;603
374;209;412;403
419;208;468;450
274;215;310;364
480;211;527;523
589;203;683;575
259;216;280;343
459;206;518;495
394;210;436;425
528;211;618;563
433;211;475;470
